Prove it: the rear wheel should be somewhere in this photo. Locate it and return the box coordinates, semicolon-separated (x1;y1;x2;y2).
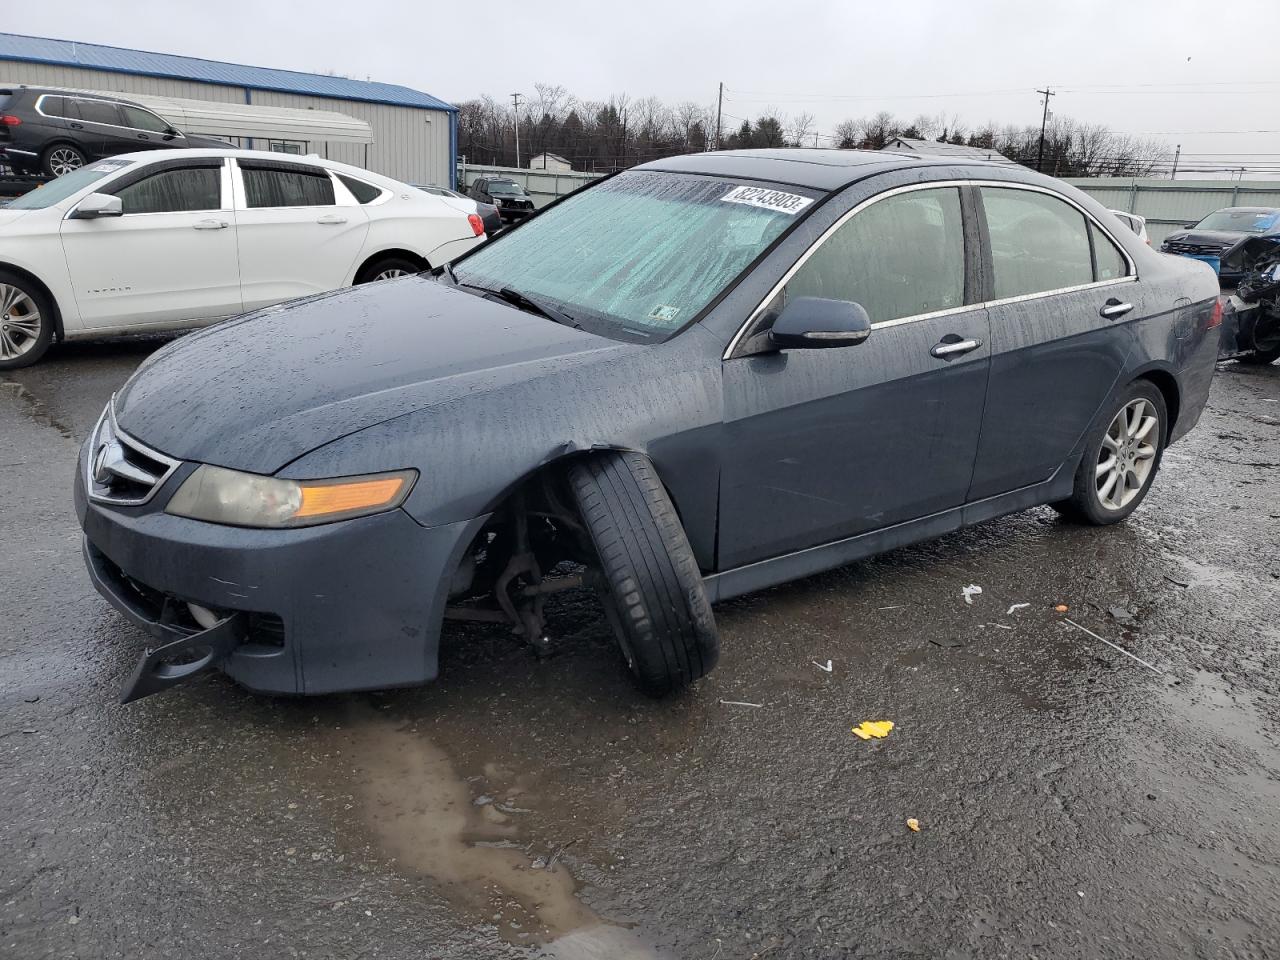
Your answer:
568;452;719;696
41;143;86;178
0;272;54;370
1052;381;1167;525
355;256;423;284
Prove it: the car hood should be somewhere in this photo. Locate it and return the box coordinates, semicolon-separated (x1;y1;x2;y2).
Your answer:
0;207;34;229
1164;229;1248;248
115;277;633;474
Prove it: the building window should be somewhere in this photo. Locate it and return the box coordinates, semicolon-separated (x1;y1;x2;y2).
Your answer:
268;140;306;156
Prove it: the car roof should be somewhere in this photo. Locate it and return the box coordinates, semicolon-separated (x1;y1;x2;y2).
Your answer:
98;147;404;184
637;148;1047;194
1212;206;1280;215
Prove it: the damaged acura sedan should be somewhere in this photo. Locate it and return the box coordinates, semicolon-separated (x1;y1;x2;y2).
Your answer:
76;149;1221;704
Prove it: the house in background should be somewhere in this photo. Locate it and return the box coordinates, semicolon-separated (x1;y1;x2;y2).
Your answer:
882;137;1016;165
528;152;572;172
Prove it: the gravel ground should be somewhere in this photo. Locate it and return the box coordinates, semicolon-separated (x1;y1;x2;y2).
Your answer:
2;339;1278;960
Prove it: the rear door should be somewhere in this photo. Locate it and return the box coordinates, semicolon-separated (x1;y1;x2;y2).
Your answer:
60;159;241;328
967;184;1138;499
232;159;370;309
68;97;130;160
718;184;991;568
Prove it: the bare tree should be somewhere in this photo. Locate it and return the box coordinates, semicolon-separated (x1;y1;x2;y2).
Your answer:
788;112;816;148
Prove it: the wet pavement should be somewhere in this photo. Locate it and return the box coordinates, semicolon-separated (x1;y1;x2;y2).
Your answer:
3;337;1279;959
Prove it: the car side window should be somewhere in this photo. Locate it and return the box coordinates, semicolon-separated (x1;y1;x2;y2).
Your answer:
1091;222;1129;281
241;165;336;208
74;98;124;127
121;106;171;134
39;96;70;118
781;187;966;324
982;187;1094;298
110;167;222;215
337;174;383;204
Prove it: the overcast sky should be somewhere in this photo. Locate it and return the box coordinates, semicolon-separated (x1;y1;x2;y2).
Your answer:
8;0;1280;176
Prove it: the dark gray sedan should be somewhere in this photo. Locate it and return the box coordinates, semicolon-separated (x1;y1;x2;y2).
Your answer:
75;149;1220;703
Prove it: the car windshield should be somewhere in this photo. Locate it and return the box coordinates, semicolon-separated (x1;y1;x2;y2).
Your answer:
486;181;525;196
1194;209;1280;234
454;170;813;341
7;159;135;210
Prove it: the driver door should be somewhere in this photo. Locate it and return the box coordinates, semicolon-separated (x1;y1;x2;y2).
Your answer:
60;159;242;328
718;185;991;569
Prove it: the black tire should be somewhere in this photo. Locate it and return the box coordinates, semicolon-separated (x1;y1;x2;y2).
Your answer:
40;143;87;178
0;270;55;370
567;452;719;696
355;256;423;284
1052;380;1168;525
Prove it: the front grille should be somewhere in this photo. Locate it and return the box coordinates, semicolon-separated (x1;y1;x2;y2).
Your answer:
1167;241;1226;256
86;399;180;506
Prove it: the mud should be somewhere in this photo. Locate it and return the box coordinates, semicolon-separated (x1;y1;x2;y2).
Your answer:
2;339;1279;959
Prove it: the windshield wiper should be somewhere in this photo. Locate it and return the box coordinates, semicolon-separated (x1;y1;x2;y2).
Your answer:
493;287;581;329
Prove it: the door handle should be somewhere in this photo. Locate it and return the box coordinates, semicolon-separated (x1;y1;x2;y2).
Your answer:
69;122;83;129
316;215;348;225
192;219;229;230
1100;298;1134;320
931;337;982;359
137;134;149;140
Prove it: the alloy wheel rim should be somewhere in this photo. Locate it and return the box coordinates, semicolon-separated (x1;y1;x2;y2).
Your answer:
1095;398;1159;511
50;149;83;176
374;268;409;281
0;284;42;360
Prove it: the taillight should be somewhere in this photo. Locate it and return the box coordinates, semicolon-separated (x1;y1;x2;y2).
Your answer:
467;213;484;237
0;115;21;126
1207;297;1223;329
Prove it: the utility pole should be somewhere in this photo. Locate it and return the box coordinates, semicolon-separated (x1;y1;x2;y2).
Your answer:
1035;86;1055;173
715;82;724;151
511;92;523;168
1170;144;1181;180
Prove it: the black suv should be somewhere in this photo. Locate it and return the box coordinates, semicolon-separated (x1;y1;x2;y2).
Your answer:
468;176;536;222
0;86;229;178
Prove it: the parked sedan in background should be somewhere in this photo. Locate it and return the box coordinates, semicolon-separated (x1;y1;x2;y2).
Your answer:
0;149;485;368
413;183;502;236
468;175;536;223
74;148;1219;705
1161;206;1280;284
0;86;231;177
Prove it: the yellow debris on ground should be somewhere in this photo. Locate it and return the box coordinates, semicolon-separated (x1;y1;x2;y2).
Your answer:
907;818;921;832
852;720;895;740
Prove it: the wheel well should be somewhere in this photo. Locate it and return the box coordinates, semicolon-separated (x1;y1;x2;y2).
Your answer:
39;139;83;159
355;249;429;281
0;263;63;341
1135;369;1180;434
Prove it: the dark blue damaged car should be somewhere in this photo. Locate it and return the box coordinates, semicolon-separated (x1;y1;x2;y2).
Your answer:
75;148;1221;703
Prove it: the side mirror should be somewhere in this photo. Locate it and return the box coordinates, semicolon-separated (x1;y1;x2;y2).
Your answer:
768;296;872;350
163;127;182;140
69;193;123;219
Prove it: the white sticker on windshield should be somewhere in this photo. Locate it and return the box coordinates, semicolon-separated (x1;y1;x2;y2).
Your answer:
720;185;813;215
647;305;681;324
90;161;129;172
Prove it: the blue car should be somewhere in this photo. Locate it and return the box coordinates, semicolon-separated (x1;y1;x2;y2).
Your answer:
1161;206;1280;284
76;149;1221;704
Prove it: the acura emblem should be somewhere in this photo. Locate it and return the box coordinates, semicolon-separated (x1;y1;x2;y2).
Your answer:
93;441;116;485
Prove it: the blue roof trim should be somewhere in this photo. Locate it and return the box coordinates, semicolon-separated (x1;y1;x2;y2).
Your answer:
0;33;457;112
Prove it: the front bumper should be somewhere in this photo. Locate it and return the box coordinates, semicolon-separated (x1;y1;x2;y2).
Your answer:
497;205;535;222
75;445;487;698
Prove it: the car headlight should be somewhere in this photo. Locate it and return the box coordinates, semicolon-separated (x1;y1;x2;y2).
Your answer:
166;464;417;528
493;197;503;206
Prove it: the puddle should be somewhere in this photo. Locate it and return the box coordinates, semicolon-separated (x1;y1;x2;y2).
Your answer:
0;379;74;439
329;706;666;958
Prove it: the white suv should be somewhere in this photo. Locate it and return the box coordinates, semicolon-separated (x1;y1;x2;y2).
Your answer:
0;149;485;368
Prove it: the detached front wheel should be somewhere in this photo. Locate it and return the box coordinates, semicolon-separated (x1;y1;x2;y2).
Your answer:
568;452;719;696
